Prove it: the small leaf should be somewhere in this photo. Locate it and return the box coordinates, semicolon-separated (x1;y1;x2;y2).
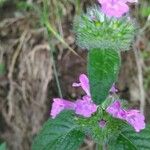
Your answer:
87;48;120;104
0;63;6;76
108;125;150;150
0;143;6;150
32;110;85;150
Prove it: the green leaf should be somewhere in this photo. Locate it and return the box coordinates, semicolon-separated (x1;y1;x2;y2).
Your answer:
0;143;6;150
87;48;120;104
32;110;85;150
108;125;150;150
0;63;6;76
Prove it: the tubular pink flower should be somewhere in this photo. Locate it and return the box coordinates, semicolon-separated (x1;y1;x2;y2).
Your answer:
50;96;97;119
99;119;107;128
109;83;118;94
50;98;75;119
106;100;126;119
106;101;145;132
50;74;98;119
72;74;90;96
75;96;97;117
98;0;138;18
101;0;129;18
125;110;145;132
51;74;120;119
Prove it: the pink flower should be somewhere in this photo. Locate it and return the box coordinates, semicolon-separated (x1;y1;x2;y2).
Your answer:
50;98;75;119
75;95;97;117
99;119;107;128
98;0;138;18
101;0;129;18
126;110;145;132
50;74;97;119
50;96;97;119
106;101;145;132
109;83;118;94
72;74;90;96
106;100;126;119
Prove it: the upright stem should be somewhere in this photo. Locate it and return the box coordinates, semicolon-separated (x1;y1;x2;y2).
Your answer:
96;143;103;150
47;32;63;98
42;0;63;98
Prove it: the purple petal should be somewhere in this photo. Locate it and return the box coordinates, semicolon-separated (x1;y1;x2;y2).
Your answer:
75;97;97;117
106;101;126;119
125;110;145;132
73;74;90;96
106;100;121;114
82;95;92;102
50;98;75;119
110;83;118;94
72;82;81;87
98;0;130;18
101;2;129;18
99;119;107;128
107;100;146;132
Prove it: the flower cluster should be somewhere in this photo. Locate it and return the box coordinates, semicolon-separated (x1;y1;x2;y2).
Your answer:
50;74;97;118
50;74;145;132
107;101;145;132
98;0;138;18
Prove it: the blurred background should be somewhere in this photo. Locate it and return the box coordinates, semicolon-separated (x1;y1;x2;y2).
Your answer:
0;0;150;149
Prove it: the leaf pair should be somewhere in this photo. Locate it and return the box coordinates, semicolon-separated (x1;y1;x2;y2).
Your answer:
32;110;150;150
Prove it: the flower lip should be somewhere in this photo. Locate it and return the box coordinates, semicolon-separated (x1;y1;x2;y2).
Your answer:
50;98;75;119
106;100;145;132
72;74;91;96
98;0;138;18
75;96;97;117
109;83;118;94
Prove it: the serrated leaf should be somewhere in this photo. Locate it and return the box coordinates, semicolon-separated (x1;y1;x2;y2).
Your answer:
0;143;6;150
32;110;85;150
87;48;120;104
108;125;150;150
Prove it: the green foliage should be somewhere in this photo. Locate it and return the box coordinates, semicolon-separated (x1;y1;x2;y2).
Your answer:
0;63;6;76
108;125;150;150
32;3;149;150
140;6;150;17
0;143;6;150
74;6;136;51
0;0;6;6
77;107;125;144
32;110;85;150
16;1;33;11
87;48;120;104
